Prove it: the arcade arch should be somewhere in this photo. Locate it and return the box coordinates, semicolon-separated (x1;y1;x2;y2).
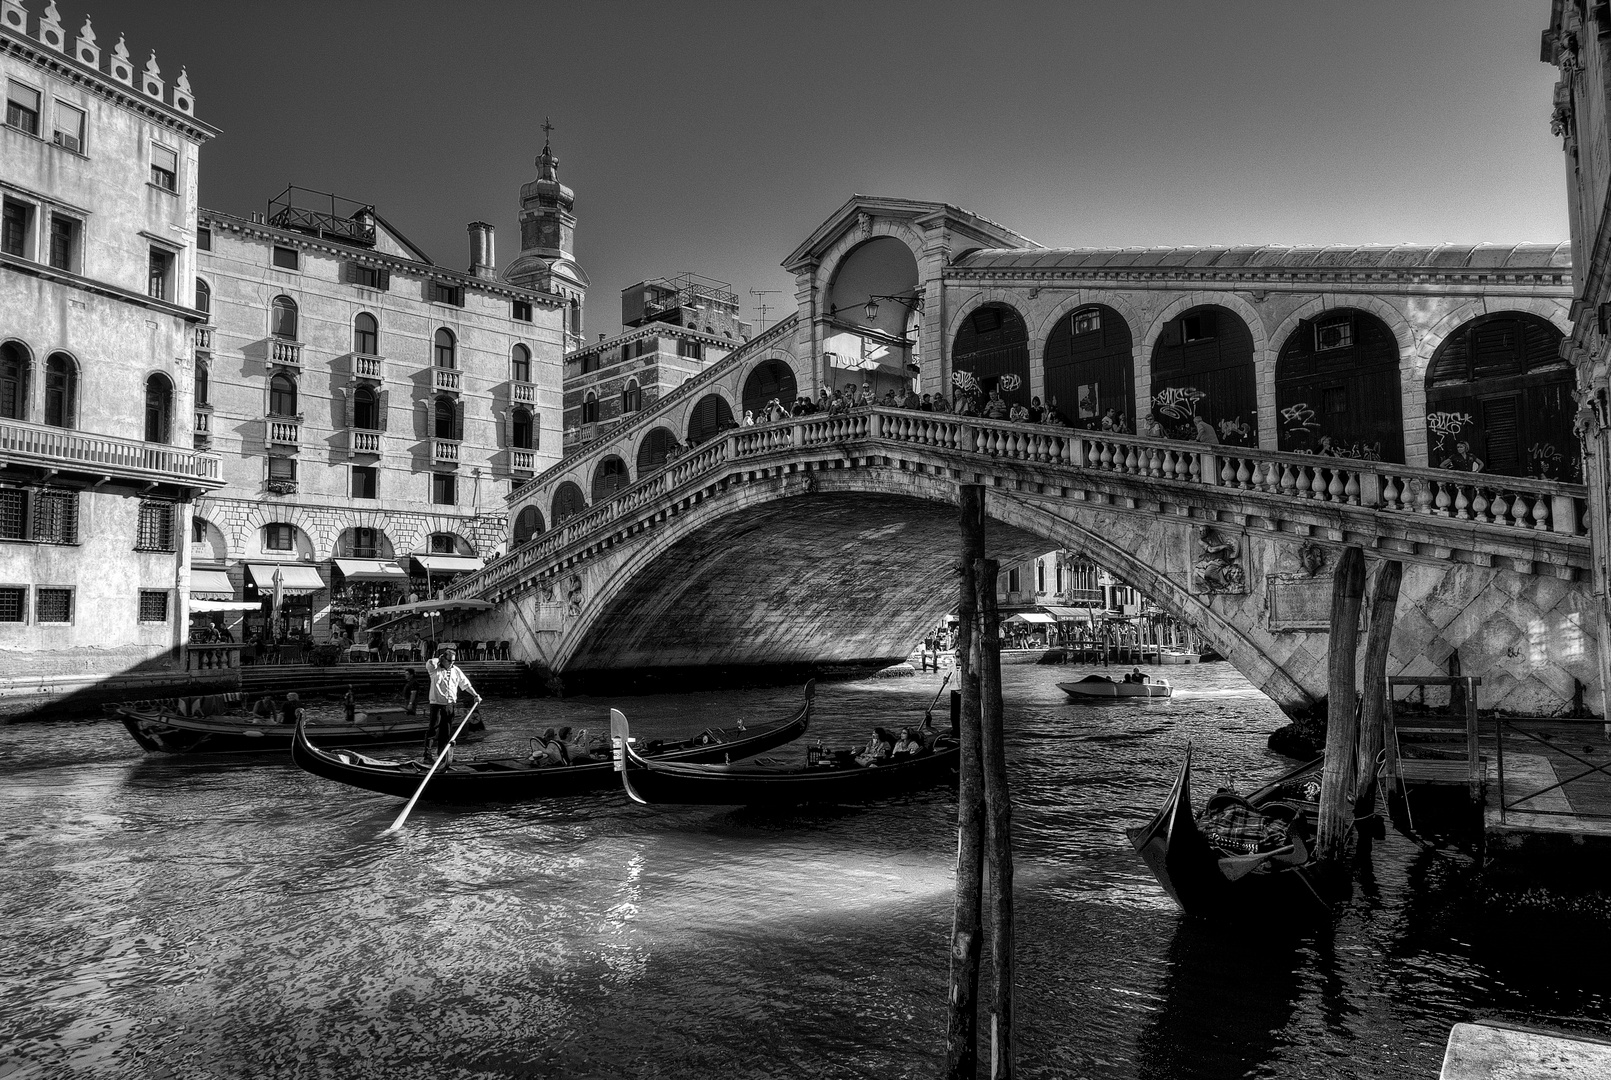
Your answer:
637;427;678;473
951;303;1031;410
1149;304;1258;444
592;455;630;501
742;358;798;418
513;505;545;545
686;394;734;445
1043;304;1132;429
1275;308;1404;461
552;481;586;526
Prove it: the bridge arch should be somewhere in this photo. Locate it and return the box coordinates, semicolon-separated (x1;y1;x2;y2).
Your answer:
741;356;799;418
950;301;1032;411
1141;292;1269;443
1042;302;1135;430
686;393;735;445
551;481;586;527
1423;310;1575;480
1274;307;1406;461
591;455;631;501
636;426;679;474
1147;300;1262;445
512;505;544;545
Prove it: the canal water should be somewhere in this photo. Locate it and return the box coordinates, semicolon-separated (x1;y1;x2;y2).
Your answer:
2;663;1608;1079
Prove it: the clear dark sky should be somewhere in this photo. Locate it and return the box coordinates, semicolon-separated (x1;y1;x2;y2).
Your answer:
85;0;1563;336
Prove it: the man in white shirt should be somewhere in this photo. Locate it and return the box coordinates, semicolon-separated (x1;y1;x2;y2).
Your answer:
425;648;481;761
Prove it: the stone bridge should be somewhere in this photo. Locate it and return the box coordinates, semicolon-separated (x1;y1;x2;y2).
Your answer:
449;406;1596;717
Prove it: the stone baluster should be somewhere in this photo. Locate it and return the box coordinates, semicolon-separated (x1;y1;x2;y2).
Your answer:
1123;444;1139;473
1433;480;1452;516
1470;487;1490;523
1531;494;1550;531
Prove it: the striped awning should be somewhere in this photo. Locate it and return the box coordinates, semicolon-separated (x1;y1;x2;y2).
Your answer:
245;563;326;595
332;559;407;583
190;568;235;600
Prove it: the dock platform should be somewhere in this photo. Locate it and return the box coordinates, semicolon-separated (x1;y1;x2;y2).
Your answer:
1441;1021;1611;1078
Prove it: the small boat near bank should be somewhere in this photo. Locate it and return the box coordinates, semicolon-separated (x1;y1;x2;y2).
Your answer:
1127;747;1326;918
1057;675;1173;699
292;682;816;803
116;694;470;755
609;706;958;807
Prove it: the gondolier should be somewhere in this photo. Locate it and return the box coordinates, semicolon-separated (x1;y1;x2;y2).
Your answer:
425;648;481;761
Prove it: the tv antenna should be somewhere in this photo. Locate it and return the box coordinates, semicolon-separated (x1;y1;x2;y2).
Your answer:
749;288;781;329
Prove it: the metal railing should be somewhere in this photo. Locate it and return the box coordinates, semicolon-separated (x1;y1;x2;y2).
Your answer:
1494;714;1611;826
434;368;461;393
0;417;222;485
352;354;382;380
271;339;302;368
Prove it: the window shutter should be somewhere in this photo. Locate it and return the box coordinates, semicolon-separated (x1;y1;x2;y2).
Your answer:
532;411;541;449
378;389;389;431
342;387;355;429
342;261;356;285
1479;395;1522;474
376;267;390;291
504;408;514;448
455;400;465;441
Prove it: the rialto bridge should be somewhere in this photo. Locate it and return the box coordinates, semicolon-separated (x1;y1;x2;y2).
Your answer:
446;196;1601;716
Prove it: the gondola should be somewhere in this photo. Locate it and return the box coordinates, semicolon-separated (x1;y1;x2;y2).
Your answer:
1058;675;1173;699
116;693;477;755
1127;747;1327;918
609;706;959;807
292;681;815;803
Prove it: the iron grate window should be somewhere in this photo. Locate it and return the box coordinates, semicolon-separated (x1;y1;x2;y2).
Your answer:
0;586;24;622
138;590;169;623
32;489;77;544
136;501;175;551
36;587;71;623
0;489;25;540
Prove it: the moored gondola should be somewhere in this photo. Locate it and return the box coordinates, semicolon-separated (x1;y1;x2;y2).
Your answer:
1127;747;1326;918
609;706;958;807
292;681;815;803
116;694;477;755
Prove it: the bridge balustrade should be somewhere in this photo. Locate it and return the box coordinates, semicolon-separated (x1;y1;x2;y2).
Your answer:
452;406;1590;601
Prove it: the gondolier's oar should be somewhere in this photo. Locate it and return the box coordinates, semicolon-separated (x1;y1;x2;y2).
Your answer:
923;670;953;724
383;701;479;834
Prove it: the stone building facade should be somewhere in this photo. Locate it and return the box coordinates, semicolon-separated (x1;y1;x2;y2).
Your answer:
193;177;572;644
0;2;222;704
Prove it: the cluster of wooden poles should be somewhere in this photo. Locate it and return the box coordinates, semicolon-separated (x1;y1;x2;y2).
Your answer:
947;485;1015;1079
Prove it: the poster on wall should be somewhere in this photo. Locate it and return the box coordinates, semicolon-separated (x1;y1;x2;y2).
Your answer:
1078;384;1099;419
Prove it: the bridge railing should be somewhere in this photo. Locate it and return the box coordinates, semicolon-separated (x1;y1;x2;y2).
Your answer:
453;406;1590;600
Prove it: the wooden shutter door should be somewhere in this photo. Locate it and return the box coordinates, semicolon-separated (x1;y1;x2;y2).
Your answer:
1478;394;1522;475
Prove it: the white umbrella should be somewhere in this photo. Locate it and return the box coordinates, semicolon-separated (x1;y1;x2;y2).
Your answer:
271;565;284;632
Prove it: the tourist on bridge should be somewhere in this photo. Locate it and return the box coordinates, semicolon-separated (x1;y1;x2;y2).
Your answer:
1192;415;1220;444
1028;396;1045;423
817;389;832;413
920;393;934;412
984;389;1009;420
1009;400;1030;422
932;391;949;413
742;409;756;427
424;648;481;762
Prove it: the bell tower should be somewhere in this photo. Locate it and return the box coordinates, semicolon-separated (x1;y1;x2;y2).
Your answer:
504;119;588;342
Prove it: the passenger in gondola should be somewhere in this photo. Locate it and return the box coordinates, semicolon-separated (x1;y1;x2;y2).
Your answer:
280;692;303;726
343;685;356;724
565;726;600;763
854;728;897;767
402;668;419;714
529;729;568;767
893;727;925;757
250;695;275;721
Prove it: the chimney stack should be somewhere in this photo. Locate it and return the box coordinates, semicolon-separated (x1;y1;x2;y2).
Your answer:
467;221;496;279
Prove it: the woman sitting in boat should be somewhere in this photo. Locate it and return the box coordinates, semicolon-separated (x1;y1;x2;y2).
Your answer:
280;693;303;725
529;729;568;767
893;727;926;757
250;696;275;721
854;728;898;767
563;726;602;764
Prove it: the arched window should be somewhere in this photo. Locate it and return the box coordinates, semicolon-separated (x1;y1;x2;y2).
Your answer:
269;372;297;416
195;278;211;317
1;341;31;421
43;353;76;429
622;380;642;414
195;358;209;406
270;296;298;339
353;386;379;430
685;394;734;445
434;396;461;440
582;392;599;423
552;481;586;525
1275;308;1403;461
354;312;378;356
1044;305;1133;430
511;343;531;383
144;373;173;443
434;328;456;369
952;304;1032;413
1149;305;1258;444
512;407;533;450
636;427;677;472
512;505;544;544
592;456;629;501
741;359;797;418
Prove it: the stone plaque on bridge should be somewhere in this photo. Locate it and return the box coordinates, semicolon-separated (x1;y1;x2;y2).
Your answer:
1265;573;1333;632
535;602;566;633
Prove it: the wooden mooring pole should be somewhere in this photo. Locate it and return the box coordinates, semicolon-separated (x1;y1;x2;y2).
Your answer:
976;557;1015;1080
1353;560;1403;846
946;485;986;1078
1317;546;1366;863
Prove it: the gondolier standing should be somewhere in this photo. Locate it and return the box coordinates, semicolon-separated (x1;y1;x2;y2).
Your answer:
425;647;481;762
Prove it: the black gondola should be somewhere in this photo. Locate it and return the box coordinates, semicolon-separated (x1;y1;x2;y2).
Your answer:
1127;747;1327;918
116;694;479;755
292;682;814;803
609;705;958;807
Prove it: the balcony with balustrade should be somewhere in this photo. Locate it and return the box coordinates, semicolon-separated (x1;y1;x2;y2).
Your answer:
194;326;214;355
512;381;536;405
193;408;212;450
432;438;461;465
350;353;383;383
350;429;382;456
266;418;301;450
433;368;462;394
270;338;303;370
0;417;223;490
511;449;536;474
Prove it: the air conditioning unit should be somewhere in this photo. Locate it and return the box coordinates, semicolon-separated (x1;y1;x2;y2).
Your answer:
53;131;80;152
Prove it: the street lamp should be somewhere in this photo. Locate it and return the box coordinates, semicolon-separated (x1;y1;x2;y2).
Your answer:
862;292;922;324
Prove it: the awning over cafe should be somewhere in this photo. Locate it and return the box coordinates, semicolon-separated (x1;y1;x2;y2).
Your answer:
409;555;484;576
244;563;326;595
1041;606;1097;622
190;569;235;600
332;559;408;583
189;599;260;613
369;597;495;616
1005;612;1057;625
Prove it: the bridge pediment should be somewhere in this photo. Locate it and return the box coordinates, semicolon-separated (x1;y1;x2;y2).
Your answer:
782;195;1035;274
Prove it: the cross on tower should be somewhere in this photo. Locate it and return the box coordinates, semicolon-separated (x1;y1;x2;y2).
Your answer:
542;117;554;144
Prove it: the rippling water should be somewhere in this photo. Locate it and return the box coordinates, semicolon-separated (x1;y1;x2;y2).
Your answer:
2;664;1609;1079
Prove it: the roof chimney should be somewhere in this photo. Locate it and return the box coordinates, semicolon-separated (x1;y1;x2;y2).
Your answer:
467;221;495;279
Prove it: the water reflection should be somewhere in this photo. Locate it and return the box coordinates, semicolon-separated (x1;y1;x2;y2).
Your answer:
0;664;1607;1079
